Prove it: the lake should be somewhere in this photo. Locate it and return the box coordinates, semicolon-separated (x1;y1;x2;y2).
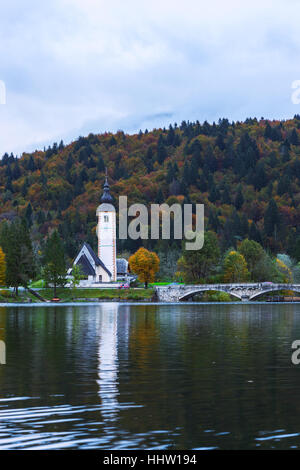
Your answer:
0;302;300;450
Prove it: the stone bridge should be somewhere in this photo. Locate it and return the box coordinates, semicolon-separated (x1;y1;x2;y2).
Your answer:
156;283;300;302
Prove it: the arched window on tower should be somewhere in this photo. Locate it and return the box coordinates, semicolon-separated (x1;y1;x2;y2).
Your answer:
104;215;109;223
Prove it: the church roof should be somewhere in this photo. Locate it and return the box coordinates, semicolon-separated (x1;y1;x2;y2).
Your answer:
100;172;114;204
83;242;112;277
116;258;128;275
76;254;96;276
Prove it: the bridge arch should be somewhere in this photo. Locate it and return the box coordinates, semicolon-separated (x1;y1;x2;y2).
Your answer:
250;287;300;300
179;288;242;301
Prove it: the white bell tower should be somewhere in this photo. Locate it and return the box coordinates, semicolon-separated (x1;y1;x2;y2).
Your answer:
96;171;117;281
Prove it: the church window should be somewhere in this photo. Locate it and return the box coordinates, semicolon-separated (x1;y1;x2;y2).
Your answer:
104;215;109;223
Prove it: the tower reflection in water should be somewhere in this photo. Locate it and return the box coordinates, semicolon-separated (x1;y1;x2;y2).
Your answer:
97;303;130;429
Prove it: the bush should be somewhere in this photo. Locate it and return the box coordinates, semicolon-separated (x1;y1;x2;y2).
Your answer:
202;290;235;302
0;290;11;298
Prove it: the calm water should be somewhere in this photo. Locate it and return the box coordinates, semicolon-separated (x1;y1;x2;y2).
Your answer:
0;302;300;450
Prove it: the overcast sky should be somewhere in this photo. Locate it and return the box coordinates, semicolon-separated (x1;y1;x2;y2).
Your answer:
1;0;300;155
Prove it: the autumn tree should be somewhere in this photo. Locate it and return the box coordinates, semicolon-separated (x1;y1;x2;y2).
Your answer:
223;251;250;283
0;247;6;286
129;247;160;288
275;258;292;282
0;117;300;263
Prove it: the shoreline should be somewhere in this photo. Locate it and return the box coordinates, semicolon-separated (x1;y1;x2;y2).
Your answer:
1;300;300;307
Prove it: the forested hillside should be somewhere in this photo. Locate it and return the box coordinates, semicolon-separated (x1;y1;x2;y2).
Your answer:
1;116;300;266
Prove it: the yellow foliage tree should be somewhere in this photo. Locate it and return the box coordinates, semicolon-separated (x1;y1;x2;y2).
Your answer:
223;250;250;283
0;247;6;286
276;258;292;282
129;247;160;288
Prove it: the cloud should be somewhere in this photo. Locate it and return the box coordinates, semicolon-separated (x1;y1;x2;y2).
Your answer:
0;0;300;155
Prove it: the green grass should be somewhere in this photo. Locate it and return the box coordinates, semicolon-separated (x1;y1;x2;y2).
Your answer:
149;282;184;286
0;287;155;303
0;289;33;303
30;279;46;288
35;287;155;302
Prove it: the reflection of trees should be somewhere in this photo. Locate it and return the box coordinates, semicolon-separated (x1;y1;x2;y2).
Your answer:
2;305;100;403
2;303;300;449
129;306;159;368
0;307;6;379
117;304;300;449
0;307;6;342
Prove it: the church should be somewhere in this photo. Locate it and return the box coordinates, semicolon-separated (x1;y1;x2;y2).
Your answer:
69;174;129;286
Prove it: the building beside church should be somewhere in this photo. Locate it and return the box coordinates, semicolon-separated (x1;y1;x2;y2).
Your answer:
69;175;129;286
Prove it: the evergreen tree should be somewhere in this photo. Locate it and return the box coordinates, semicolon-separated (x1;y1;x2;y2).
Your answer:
289;128;299;145
189;155;199;184
166;162;175;184
157;135;167;164
144;147;154;172
183;161;190;185
66;154;74;171
12;160;21;180
234;186;244;210
254;162;267;190
166;125;175;146
198;173;208;192
25;203;33;227
43;230;67;297
221;185;231;204
1;220;36;295
21;178;29;197
155;188;164;204
97;155;105;172
249;221;262;246
281;141;290;162
208;183;220;202
27;155;35;171
216;133;226;151
208;209;219;232
264;198;280;237
240;213;249;238
277;175;290;196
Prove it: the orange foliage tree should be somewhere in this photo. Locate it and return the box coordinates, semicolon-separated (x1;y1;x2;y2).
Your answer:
0;247;6;286
129;247;160;288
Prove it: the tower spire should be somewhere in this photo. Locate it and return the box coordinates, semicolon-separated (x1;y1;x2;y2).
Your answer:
101;169;113;204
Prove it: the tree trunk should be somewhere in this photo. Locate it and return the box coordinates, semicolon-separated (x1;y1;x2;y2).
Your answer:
54;283;57;298
145;281;148;289
15;286;18;296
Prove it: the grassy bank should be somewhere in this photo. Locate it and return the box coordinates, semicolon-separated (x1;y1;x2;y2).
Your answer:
0;287;155;303
41;288;155;302
0;289;37;303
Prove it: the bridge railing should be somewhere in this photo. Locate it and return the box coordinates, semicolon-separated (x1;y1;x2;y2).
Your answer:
156;283;300;290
